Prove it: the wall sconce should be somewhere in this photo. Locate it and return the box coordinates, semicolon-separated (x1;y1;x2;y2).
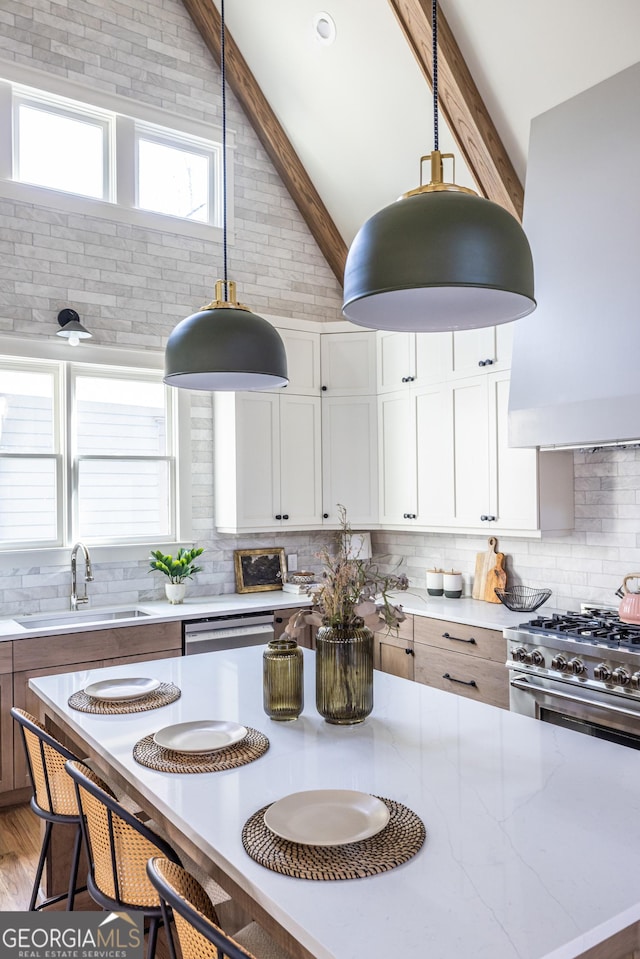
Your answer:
56;308;92;347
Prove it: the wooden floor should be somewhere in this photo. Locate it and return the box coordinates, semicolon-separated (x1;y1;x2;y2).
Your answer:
0;802;174;958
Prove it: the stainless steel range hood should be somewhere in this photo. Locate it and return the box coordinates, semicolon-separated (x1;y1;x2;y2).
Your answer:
508;62;640;450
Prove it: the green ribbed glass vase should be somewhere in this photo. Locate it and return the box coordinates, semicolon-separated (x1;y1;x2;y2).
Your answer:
263;638;304;721
315;625;374;725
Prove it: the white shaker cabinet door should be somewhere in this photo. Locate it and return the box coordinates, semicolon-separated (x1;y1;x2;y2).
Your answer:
279;394;322;527
322;395;378;526
376;331;416;392
378;391;417;525
450;327;497;379
320;331;377;395
215;391;281;531
489;370;540;530
451;377;492;528
415;384;455;526
277;329;321;396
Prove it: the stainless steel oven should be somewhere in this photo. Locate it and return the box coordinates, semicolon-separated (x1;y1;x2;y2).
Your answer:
506;608;640;750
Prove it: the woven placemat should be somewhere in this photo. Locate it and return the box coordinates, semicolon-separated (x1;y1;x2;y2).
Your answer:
242;798;425;880
132;727;270;773
68;683;181;714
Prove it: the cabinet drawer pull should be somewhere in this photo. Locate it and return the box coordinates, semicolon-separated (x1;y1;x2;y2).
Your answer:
443;672;477;688
478;358;494;367
442;631;476;645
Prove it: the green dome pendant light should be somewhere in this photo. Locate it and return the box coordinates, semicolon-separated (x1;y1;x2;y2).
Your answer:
342;0;536;333
164;0;288;391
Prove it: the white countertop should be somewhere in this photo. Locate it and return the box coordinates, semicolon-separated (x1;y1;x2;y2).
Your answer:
0;588;556;642
29;648;640;959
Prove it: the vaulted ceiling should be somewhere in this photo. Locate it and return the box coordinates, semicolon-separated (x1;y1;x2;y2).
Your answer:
182;0;640;285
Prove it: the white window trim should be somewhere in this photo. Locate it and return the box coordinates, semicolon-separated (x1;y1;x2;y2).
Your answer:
13;86;114;202
0;58;236;242
0;335;193;569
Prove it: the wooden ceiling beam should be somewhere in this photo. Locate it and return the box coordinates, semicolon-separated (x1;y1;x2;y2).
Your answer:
388;0;524;219
181;0;348;284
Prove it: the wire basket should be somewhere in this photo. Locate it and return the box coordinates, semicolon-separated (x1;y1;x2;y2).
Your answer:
494;586;552;612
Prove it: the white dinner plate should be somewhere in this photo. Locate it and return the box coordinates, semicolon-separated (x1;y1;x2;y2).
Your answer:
263;789;390;846
84;677;161;702
153;720;248;754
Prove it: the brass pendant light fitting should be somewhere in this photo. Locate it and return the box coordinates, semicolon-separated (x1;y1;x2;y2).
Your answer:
342;0;536;333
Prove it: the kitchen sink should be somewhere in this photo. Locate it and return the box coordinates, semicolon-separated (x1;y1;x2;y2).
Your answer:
15;609;151;630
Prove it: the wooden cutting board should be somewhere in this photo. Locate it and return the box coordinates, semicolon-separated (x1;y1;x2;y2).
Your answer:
483;553;507;603
472;537;505;601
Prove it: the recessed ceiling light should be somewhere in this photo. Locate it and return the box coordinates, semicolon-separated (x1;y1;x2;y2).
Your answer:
313;11;336;46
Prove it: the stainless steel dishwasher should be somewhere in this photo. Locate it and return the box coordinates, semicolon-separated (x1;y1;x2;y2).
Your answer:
183;610;275;654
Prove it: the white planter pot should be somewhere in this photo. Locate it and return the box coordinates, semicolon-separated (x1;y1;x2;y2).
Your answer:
165;582;186;605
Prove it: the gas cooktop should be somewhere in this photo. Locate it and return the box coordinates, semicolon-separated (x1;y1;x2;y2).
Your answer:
521;610;640;650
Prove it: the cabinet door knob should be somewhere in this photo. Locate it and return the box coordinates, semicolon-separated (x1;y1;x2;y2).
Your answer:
323;513;329;519
405;648;414;656
403;513;409;519
401;377;408;383
275;617;283;623
478;358;494;367
275;514;282;520
487;514;496;521
407;375;415;382
283;514;289;520
480;514;488;521
321;385;327;391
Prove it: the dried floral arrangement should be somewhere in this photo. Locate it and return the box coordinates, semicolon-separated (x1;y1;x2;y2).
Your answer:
285;506;409;637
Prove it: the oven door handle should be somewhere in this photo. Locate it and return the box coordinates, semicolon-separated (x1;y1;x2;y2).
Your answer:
510;676;640;720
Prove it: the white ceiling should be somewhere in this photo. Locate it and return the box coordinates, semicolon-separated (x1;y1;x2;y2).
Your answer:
221;0;640;245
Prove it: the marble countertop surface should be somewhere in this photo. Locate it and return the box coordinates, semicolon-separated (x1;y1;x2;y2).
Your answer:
0;587;559;643
29;647;640;959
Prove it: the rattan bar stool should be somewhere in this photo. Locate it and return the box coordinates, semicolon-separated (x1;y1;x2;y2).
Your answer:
66;760;179;959
147;857;291;959
11;707;86;911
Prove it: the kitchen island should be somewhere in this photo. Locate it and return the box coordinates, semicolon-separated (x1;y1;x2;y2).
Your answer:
29;647;640;959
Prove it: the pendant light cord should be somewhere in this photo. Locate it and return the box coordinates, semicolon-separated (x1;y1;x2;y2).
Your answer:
432;0;439;152
221;0;228;299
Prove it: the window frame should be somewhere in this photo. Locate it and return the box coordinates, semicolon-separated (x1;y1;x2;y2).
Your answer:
0;65;231;241
0;338;192;566
13;86;114;202
134;120;220;226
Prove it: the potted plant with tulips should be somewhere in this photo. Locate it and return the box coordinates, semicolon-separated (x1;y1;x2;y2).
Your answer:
149;546;204;604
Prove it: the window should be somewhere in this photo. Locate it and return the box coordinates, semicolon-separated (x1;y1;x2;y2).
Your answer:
0;357;178;549
136;125;215;223
14;91;111;200
1;75;223;231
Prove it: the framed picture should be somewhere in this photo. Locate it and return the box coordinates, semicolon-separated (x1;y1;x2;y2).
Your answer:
234;547;286;593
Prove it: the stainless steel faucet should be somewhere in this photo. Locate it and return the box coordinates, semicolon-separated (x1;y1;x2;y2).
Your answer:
70;542;94;610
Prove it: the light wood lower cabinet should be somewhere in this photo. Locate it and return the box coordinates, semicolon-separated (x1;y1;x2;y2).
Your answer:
0;643;13;794
413;617;509;710
374;616;415;681
9;621;182;795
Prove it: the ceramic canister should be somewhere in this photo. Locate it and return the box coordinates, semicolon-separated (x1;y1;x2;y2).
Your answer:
426;569;444;596
443;570;463;599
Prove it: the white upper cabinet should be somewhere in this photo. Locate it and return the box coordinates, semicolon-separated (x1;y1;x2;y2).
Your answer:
214;391;322;533
277;329;321;395
320;331;376;395
322;394;378;527
449;323;514;379
377;331;416;392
